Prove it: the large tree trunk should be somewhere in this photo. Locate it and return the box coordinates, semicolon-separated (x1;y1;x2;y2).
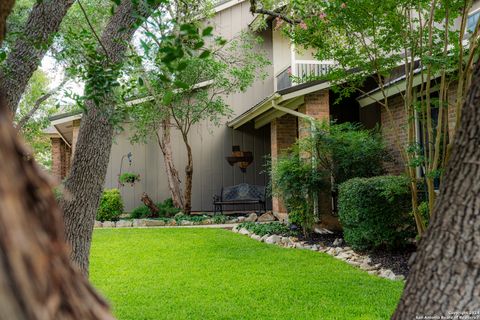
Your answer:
182;133;193;214
61;0;159;276
0;4;113;319
155;118;184;209
0;0;75;114
392;61;480;317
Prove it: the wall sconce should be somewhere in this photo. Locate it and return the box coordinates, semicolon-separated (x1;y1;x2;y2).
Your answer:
226;145;253;173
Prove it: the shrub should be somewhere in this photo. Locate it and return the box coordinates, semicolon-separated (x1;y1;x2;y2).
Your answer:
338;176;415;251
130;205;152;219
129;198;181;219
238;222;294;237
269;146;326;237
212;214;228;224
97;189;124;222
159;198;181;217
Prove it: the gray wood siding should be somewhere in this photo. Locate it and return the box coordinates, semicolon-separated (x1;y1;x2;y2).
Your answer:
104;2;274;212
105;123;271;212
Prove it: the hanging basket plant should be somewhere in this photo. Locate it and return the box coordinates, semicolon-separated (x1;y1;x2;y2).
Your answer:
118;172;141;186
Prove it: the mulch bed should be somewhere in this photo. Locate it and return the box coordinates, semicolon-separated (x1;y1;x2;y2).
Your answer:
298;232;415;278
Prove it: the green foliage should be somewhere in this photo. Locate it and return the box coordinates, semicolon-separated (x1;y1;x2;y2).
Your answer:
159;198;181;217
118;172;140;185
129;204;152;219
238;222;294;237
270;121;388;236
308;122;391;189
269;146;325;236
212;214;228;224
417;201;430;228
129;198;181;219
15;70;59;169
338;176;415;251
97;189;124;222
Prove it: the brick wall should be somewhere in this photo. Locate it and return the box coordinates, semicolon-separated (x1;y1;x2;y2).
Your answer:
271;114;297;215
51;137;72;180
380;83;459;175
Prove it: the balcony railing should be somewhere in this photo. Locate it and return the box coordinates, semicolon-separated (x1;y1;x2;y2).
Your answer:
276;60;336;91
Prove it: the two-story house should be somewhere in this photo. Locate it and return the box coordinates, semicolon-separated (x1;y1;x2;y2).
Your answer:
46;0;480;226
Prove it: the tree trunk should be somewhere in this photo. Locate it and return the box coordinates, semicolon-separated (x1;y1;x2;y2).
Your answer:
0;4;114;318
141;193;159;218
155;118;184;209
182;133;193;214
61;0;159;276
0;0;75;114
392;60;480;317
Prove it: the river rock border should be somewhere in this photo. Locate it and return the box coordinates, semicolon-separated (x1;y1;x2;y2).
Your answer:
232;225;404;281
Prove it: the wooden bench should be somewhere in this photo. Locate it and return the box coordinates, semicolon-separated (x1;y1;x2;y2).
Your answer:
213;183;266;214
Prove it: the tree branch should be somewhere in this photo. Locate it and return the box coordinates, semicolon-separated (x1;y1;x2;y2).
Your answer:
249;0;300;25
16;78;68;129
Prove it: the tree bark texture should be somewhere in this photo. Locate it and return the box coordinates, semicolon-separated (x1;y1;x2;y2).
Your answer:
393;60;480;317
0;1;15;40
0;4;114;319
182;133;193;214
61;0;159;275
155;118;184;209
0;0;75;114
140;193;159;217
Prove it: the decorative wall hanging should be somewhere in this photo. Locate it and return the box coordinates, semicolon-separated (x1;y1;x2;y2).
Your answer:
226;145;253;173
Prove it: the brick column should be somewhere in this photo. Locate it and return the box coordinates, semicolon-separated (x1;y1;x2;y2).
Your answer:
298;89;336;224
270;113;297;221
298;90;330;139
71;119;81;160
51;137;63;180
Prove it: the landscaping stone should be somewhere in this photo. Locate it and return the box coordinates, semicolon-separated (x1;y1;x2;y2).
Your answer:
260;234;269;242
257;212;276;222
237;216;245;223
295;242;305;249
144;219;165;227
102;221;115;228
395;275;405;281
167;220;177;226
116;220;133;228
180;220;193;226
174;212;184;219
202;219;213;225
232;225;239;233
311;244;319;251
94;221;102;228
314;227;333;235
378;269;396;280
244;213;258;222
133;219;147;227
239;228;250;235
226;218;239;224
265;235;281;244
333;238;344;246
251;234;262;241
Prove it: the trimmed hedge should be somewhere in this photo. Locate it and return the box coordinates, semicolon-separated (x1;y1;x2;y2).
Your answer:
338;175;415;251
97;189;124;222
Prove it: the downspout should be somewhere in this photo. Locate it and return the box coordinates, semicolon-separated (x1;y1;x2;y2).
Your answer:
271;100;320;219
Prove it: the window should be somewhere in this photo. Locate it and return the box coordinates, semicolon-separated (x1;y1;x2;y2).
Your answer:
467;10;480;33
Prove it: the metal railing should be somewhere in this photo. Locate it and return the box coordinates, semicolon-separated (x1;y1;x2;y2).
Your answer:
276;60;336;91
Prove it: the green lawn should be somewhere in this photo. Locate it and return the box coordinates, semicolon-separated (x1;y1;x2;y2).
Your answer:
90;228;403;320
